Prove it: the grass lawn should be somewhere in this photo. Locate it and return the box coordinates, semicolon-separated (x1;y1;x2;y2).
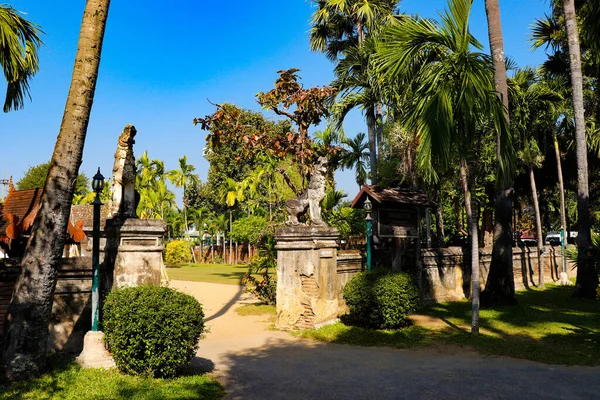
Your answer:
0;357;224;400
166;263;250;285
235;304;276;317
295;284;600;366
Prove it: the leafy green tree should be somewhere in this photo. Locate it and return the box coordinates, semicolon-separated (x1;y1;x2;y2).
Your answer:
17;161;89;198
0;4;43;112
376;0;512;334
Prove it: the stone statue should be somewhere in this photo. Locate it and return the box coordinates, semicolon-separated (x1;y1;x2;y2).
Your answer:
110;125;138;218
286;156;328;226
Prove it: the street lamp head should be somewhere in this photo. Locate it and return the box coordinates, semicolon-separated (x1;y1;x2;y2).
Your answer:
363;197;373;212
92;167;105;193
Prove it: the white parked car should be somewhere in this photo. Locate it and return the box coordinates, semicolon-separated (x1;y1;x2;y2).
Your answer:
544;232;562;246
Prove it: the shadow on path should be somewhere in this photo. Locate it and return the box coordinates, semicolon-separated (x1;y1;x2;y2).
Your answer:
204;285;244;323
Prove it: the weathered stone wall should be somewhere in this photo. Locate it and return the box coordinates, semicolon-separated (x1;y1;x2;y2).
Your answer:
275;226;340;330
0;257;92;353
421;246;577;303
336;250;363;309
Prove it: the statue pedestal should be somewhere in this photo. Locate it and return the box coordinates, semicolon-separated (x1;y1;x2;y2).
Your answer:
105;218;166;288
275;226;340;330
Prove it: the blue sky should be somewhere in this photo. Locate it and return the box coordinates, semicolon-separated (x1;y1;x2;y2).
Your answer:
1;0;550;205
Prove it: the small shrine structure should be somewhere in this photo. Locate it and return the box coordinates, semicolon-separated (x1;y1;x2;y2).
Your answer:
350;185;435;271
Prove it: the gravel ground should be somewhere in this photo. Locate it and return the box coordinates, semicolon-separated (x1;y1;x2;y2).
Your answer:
170;280;600;400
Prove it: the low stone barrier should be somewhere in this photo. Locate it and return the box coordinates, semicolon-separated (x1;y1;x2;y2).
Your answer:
0;257;92;353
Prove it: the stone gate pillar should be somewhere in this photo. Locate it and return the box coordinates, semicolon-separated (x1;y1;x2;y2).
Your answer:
275;226;340;330
105;218;166;288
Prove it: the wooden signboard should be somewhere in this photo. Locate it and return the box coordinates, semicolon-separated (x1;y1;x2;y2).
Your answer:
378;208;419;238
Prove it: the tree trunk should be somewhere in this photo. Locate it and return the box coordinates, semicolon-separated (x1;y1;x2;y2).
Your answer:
529;166;545;289
366;107;377;185
563;0;598;298
434;181;445;247
1;0;110;381
376;103;384;162
481;0;516;307
460;159;479;335
554;134;570;284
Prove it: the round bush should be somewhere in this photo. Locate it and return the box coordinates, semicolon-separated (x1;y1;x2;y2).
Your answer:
342;271;419;329
103;285;205;378
165;240;193;266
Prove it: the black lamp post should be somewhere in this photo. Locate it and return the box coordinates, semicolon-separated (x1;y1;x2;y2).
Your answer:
364;198;373;271
91;168;104;331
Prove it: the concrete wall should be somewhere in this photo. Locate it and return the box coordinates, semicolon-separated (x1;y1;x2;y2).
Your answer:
422;246;577;303
336;246;577;305
0;257;92;353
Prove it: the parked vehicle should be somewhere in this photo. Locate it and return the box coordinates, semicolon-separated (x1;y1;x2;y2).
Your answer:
519;233;537;247
544;232;561;246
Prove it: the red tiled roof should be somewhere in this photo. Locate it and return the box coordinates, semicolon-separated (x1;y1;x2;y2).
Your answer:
0;188;43;238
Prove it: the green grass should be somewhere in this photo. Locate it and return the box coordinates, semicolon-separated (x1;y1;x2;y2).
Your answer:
295;284;600;366
235;304;276;317
0;357;224;400
166;263;250;285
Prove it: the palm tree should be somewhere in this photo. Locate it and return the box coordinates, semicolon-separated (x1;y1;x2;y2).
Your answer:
0;4;43;112
168;156;199;233
310;0;397;184
376;0;512;335
341;132;370;189
509;68;563;289
562;0;598;298
480;0;516;307
2;0;111;380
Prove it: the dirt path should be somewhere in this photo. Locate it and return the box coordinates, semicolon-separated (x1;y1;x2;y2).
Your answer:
171;280;600;400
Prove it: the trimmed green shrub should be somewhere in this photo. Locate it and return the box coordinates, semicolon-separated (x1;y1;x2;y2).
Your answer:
165;240;193;266
103;286;205;378
342;271;419;329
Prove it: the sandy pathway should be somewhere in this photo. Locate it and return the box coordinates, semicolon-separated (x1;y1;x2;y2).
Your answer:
170;280;600;400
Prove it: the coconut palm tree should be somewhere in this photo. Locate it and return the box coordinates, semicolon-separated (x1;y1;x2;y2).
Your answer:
2;0;111;380
341;132;370;189
562;0;598;298
376;0;513;334
310;0;398;184
480;0;517;307
168;156;199;233
0;4;43;112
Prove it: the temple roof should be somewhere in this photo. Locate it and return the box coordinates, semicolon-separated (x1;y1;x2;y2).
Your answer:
350;185;435;209
0;188;43;239
70;202;112;231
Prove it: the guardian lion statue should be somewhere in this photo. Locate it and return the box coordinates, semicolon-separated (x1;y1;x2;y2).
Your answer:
110;125;138;218
286;156;328;226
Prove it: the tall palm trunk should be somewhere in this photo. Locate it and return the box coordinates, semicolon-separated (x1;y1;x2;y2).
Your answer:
376;102;384;162
2;0;110;380
367;107;378;185
554;134;570;284
460;158;479;335
528;166;544;288
434;181;445;247
563;0;598;298
481;0;516;306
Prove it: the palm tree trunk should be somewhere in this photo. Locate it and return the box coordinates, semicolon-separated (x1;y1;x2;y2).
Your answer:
434;181;445;247
563;0;598;298
376;103;384;161
554;134;570;284
481;0;516;307
1;0;110;381
367;107;377;185
529;166;545;289
460;158;479;336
